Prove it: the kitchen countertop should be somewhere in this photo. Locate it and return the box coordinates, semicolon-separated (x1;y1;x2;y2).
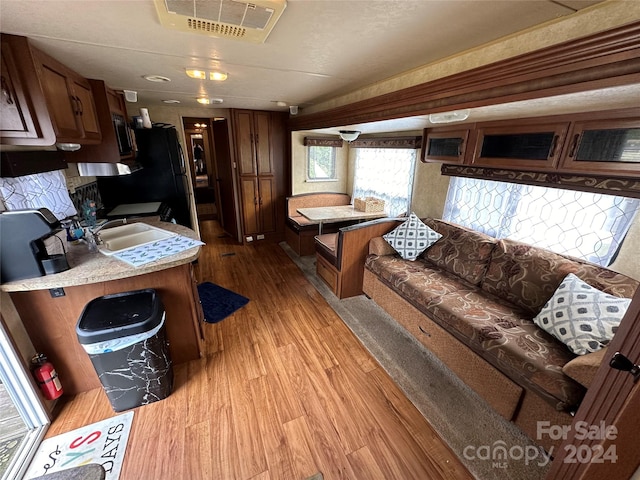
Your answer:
0;218;201;292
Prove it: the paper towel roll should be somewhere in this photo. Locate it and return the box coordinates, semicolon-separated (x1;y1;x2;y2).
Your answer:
140;108;152;128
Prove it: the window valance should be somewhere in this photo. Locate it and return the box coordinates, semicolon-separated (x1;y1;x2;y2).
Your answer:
350;136;422;149
303;137;343;147
440;165;640;199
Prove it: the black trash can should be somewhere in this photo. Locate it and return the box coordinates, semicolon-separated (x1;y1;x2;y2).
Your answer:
76;288;173;412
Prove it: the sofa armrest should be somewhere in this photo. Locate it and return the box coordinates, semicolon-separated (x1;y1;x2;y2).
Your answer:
562;347;608;388
369;236;397;256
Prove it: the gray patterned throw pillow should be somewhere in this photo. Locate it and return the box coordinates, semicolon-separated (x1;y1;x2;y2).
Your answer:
383;213;441;261
533;273;630;355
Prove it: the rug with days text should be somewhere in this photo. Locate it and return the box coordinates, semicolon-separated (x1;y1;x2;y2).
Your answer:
24;411;133;480
197;282;250;323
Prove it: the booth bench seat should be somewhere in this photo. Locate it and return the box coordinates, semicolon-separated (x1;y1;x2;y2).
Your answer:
285;192;351;256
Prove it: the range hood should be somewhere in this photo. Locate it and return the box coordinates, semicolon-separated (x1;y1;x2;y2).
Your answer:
76;160;143;177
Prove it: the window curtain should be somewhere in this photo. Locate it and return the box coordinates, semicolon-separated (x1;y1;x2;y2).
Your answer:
443;176;639;266
352;148;416;217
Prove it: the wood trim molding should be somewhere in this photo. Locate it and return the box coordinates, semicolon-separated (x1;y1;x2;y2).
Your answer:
289;21;640;131
303;137;343;147
350;136;422;149
441;165;640;199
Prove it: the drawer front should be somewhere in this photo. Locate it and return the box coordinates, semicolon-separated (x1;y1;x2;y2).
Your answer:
316;255;338;293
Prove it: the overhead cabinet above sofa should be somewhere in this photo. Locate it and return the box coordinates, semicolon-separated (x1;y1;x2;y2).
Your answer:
422;108;640;178
0;34;101;147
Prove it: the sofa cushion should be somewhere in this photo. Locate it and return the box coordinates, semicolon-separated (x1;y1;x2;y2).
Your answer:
423;288;585;411
562;348;608;388
383;213;441;261
288;215;319;228
533;273;631;355
481;238;638;316
365;255;471;303
422;219;497;286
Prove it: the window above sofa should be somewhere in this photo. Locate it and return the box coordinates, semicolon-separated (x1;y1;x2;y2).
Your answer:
443;176;639;266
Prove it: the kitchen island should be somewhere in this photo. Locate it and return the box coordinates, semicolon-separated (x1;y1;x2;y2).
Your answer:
1;218;205;395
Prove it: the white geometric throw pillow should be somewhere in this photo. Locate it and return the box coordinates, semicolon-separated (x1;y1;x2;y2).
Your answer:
383;213;442;261
533;273;631;355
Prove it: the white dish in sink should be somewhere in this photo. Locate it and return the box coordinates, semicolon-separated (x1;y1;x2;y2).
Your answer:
97;223;177;255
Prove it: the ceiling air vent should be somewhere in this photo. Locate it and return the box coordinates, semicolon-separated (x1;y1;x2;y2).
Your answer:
155;0;287;43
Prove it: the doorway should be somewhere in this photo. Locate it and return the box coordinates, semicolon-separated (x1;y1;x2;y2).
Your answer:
182;117;241;242
183;118;217;222
0;317;49;480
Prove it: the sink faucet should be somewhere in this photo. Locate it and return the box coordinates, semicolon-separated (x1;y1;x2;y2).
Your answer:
90;218;128;245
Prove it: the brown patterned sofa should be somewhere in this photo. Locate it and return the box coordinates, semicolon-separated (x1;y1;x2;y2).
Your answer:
363;218;638;451
285;192;351;256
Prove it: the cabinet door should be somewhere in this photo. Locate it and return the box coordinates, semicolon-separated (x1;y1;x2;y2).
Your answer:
37;59;81;139
258;176;276;233
471;123;568;171
421;128;470;164
0;47;39;139
70;76;101;141
235;110;256;175
240;176;260;235
559;118;640;177
254;112;273;175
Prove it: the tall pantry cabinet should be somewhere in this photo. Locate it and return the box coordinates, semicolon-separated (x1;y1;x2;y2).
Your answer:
231;109;287;244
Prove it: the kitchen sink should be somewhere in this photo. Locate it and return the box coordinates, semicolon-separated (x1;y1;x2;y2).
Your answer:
97;223;176;255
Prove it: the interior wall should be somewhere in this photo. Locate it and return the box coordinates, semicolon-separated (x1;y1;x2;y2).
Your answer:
291;131;348;195
304;2;640;114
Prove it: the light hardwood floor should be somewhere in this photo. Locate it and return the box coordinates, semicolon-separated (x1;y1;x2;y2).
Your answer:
46;220;472;479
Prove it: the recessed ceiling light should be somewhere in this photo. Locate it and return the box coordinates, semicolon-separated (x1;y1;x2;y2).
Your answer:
143;75;171;83
162;99;181;104
210;98;223;104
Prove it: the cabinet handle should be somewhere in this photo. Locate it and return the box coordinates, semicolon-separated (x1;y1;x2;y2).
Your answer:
75;96;84;115
548;134;559;158
568;133;581;158
254;197;258;205
70;95;79;115
255;134;259;144
1;76;14;105
457;139;464;158
259;197;263;205
418;325;431;337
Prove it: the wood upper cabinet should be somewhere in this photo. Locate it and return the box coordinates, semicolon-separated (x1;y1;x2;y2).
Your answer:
33;48;101;144
421;127;472;164
558;117;640;177
0;34;56;145
65;80;136;164
471;122;569;171
235;110;273;176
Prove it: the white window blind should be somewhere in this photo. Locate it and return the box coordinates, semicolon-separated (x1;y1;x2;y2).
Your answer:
443;176;639;266
352;148;416;217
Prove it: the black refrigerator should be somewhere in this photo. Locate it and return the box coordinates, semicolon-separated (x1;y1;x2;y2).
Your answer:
97;125;192;228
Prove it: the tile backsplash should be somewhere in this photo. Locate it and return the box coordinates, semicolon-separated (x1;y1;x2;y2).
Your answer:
69;181;103;212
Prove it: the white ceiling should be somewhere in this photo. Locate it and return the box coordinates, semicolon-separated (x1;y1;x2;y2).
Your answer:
0;0;608;121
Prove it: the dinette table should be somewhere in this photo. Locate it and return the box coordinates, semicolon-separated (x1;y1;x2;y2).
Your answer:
296;204;387;234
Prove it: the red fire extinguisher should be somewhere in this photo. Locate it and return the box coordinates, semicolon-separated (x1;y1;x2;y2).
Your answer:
31;353;63;400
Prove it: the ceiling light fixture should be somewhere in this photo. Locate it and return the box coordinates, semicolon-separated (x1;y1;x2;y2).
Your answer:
185;69;207;79
162;99;181;104
428;109;471;124
143;74;171;83
339;130;361;142
185;69;228;81
197;98;224;105
209;71;228;81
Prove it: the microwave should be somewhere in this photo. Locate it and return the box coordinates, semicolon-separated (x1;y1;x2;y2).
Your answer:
112;113;133;156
